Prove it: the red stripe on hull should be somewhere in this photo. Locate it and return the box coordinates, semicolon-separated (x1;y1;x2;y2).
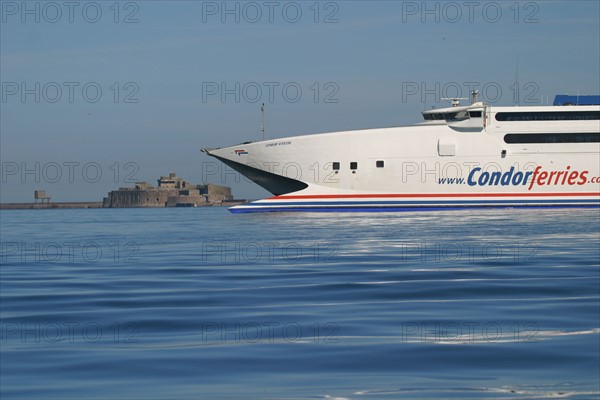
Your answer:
269;192;600;200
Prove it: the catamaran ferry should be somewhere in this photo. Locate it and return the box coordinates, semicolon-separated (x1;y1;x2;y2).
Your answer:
202;93;600;213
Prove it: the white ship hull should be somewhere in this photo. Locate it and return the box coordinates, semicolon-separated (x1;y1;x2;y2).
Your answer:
204;101;600;213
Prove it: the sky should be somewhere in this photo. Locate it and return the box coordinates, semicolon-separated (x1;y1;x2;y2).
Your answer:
1;0;599;202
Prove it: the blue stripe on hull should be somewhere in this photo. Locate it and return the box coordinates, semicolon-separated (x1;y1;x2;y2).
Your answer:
240;199;600;207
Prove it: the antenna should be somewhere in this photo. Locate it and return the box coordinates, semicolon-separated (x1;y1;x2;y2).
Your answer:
260;103;265;140
514;55;520;106
470;90;479;104
441;97;467;107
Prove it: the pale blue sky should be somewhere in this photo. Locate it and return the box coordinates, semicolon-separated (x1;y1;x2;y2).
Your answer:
1;0;599;202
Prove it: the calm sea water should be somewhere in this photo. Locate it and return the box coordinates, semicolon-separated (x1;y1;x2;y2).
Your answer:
1;207;599;399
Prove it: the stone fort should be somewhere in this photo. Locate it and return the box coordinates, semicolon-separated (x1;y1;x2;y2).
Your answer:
103;173;233;208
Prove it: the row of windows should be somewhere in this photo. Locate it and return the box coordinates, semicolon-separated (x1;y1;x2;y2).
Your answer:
424;110;600;122
422;111;482;121
331;161;385;171
495;111;600;121
422;113;446;121
504;132;600;144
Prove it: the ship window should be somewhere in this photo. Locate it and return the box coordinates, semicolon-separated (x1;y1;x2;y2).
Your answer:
422;113;446;121
350;162;358;170
444;110;469;121
496;111;600;121
469;111;482;118
332;162;340;170
376;160;384;168
504;132;600;143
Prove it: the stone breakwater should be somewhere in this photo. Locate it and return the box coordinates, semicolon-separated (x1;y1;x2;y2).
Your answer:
0;202;103;210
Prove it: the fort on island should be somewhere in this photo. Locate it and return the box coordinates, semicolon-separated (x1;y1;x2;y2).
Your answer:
103;173;234;208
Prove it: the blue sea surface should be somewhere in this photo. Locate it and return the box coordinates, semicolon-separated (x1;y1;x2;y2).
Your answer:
1;207;599;399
